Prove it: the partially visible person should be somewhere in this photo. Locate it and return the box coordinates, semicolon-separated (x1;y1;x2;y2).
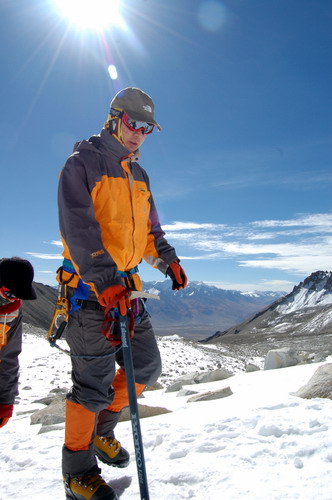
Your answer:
0;257;37;428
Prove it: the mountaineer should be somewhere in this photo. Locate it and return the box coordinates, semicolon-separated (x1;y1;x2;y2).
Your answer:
57;87;187;499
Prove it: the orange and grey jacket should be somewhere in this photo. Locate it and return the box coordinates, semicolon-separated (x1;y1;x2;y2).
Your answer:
58;129;178;296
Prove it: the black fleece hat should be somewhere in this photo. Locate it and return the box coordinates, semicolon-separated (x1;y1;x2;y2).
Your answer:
0;257;37;300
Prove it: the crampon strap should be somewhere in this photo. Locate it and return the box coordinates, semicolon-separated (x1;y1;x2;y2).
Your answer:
101;289;134;346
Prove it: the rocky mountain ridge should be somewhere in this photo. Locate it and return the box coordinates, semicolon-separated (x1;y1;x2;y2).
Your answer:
277;270;332;314
202;271;332;349
22;282;57;331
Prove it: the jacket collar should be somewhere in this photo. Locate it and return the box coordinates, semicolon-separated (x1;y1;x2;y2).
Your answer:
99;129;140;162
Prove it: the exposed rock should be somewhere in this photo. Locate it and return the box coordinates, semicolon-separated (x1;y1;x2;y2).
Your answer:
246;363;260;372
194;368;233;384
187;386;233;403
30;395;171;427
165;380;185;393
33;396;58;406
313;352;329;363
119;404;172;421
30;399;66;426
49;387;68;395
165;368;234;392
295;351;328;364
33;388;67;406
293;363;332;400
176;372;200;385
146;382;163;391
38;425;64;435
16;409;37;416
176;388;199;397
264;347;300;370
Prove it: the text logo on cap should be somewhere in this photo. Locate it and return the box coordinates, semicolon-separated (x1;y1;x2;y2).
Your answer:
143;105;152;112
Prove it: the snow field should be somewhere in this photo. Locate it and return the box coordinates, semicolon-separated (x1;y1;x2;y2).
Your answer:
1;332;331;499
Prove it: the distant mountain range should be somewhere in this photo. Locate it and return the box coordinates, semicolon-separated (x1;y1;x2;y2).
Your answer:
141;280;285;337
21;280;284;338
201;270;332;344
21;272;332;343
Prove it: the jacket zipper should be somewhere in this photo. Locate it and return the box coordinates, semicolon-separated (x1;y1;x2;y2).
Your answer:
121;159;136;267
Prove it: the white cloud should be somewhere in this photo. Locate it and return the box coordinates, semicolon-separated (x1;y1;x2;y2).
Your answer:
164;213;332;275
239;256;332;274
163;221;225;231
246;232;276;240
26;252;63;260
252;213;332;229
192;239;331;258
26;241;63;262
260;279;297;286
47;240;63;247
178;253;225;261
203;280;294;292
163;231;200;241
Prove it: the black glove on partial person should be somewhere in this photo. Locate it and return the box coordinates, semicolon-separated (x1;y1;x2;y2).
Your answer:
166;261;188;290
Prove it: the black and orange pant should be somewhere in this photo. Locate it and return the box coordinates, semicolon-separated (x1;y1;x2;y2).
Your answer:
62;296;161;477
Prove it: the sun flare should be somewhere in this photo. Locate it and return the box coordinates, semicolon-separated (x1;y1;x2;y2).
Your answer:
53;0;124;32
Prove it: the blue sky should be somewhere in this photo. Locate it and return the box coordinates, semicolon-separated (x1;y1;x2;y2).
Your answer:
1;0;331;292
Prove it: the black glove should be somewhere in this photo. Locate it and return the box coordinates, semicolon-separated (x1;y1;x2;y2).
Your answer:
166;261;188;290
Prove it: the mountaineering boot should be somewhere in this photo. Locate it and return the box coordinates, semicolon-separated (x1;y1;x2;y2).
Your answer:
94;435;130;468
64;474;118;499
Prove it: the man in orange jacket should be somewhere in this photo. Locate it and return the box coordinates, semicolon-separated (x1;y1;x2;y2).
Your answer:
58;87;187;499
0;257;37;428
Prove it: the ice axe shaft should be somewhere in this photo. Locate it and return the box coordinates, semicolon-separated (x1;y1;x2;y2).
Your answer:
119;312;150;500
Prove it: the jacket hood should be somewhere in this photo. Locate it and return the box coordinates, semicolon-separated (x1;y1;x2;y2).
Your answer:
72;129;140;161
72;139;100;154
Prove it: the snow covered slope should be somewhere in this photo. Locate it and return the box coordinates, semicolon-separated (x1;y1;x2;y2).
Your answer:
1;330;331;500
277;271;332;314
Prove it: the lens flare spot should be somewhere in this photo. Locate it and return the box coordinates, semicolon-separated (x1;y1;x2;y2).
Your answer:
198;1;227;32
108;64;118;80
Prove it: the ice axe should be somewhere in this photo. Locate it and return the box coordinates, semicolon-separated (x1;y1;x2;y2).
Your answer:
119;290;160;500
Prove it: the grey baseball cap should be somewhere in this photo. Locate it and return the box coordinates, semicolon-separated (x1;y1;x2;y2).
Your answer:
111;87;161;130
